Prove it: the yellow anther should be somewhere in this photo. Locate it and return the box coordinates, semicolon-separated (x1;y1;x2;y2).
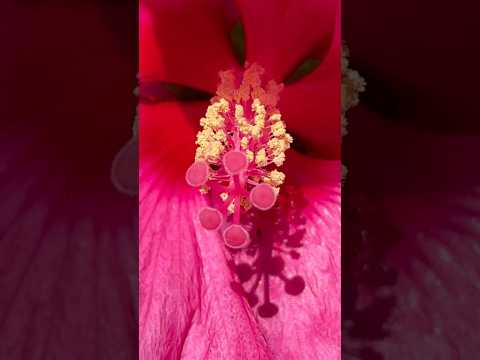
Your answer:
267;137;290;156
255;148;268;167
245;149;254;162
269;113;282;122
205;105;217;118
203;101;226;130
250;125;263;139
214;129;226;142
273;152;285;167
271;121;286;137
239;121;250;135
197;140;224;161
196;128;215;143
264;170;285;187
220;192;229;201
255;115;265;128
217;98;230;112
252;98;266;114
252;99;266;131
284;133;293;143
235;104;244;118
240;137;249;149
195;148;204;160
199;185;209;194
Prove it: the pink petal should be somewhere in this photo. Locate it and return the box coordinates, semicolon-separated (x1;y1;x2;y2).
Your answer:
140;102;272;359
140;101;206;183
236;0;338;82
140;0;239;93
230;153;341;359
1;1;136;358
280;12;341;158
343;105;480;358
140;102;341;358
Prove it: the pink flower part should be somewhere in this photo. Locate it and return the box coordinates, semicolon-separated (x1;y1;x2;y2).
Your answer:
250;183;277;210
223;150;248;175
140;100;341;359
223;224;251;248
185;160;210;187
198;206;223;230
185;63;293;249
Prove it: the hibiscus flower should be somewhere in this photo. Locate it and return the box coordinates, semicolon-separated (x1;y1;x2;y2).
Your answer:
138;0;351;358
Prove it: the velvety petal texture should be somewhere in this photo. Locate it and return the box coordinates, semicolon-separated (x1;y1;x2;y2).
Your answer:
231;154;341;358
140;0;239;93
140;103;271;358
343;106;480;359
237;0;337;82
280;13;341;158
1;1;137;358
140;0;341;357
140;102;341;359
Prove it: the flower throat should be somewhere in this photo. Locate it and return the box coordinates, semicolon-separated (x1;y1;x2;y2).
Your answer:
185;63;293;249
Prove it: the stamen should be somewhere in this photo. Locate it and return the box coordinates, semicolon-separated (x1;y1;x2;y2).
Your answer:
185;63;293;248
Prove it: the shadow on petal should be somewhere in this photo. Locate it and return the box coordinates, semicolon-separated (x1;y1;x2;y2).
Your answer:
228;185;309;318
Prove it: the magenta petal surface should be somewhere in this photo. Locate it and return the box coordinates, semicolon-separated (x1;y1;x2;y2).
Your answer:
344;105;480;359
0;1;136;358
140;0;239;93
140;173;272;359
280;12;341;158
230;154;341;359
236;0;337;82
140;103;272;359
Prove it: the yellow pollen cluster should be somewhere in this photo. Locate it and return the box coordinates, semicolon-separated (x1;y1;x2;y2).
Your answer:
250;98;266;139
240;136;249;149
263;169;286;187
234;104;250;135
265;113;293;167
269;113;281;122
245;149;254;162
195;99;230;161
255;148;267;167
272;153;285;167
271;121;286;137
233;99;268;139
192;63;294;200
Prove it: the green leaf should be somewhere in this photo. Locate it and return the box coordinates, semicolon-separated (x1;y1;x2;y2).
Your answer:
230;22;246;65
284;58;321;84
